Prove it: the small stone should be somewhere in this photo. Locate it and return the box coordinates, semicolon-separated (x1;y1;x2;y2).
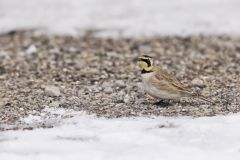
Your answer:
137;82;145;93
49;101;60;108
0;51;9;59
104;87;113;94
192;78;205;87
26;45;37;54
0;75;7;80
75;59;86;69
115;80;125;88
123;94;130;103
117;90;125;96
44;85;61;97
139;45;152;52
68;47;78;53
87;85;100;93
102;82;112;88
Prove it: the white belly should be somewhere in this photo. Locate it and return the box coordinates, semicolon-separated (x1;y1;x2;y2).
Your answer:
141;73;180;99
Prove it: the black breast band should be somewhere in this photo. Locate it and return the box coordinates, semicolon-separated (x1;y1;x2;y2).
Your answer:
141;69;153;74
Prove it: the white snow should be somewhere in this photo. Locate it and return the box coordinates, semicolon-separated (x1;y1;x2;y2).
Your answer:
0;0;240;36
1;108;240;160
1;0;240;159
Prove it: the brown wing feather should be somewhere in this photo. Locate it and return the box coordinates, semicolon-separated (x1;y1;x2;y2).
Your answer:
149;74;179;95
153;67;193;95
150;67;214;103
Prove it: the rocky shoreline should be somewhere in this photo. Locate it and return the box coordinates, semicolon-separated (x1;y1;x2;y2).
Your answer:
0;30;239;130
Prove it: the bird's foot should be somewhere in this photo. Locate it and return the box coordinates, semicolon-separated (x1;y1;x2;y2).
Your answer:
154;99;172;107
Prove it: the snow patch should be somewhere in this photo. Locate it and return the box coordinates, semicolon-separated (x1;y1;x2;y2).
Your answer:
1;108;240;160
0;0;240;36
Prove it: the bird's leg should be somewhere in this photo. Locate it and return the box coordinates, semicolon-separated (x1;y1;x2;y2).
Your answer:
154;99;173;107
154;99;165;105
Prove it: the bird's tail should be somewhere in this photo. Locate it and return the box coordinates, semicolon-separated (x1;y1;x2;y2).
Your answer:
197;95;215;104
182;91;215;104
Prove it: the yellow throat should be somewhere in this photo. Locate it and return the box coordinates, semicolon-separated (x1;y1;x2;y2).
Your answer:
138;60;153;71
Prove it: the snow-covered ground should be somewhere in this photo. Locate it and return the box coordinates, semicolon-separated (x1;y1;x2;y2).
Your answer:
1;108;240;160
0;0;240;36
1;0;240;159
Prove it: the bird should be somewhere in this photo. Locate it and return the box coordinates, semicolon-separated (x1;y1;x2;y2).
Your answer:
137;55;214;103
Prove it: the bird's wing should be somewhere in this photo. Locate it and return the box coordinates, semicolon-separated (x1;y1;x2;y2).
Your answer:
154;67;193;94
151;67;214;103
149;74;179;94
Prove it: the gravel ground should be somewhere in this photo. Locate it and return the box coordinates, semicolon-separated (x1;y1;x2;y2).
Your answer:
0;30;239;130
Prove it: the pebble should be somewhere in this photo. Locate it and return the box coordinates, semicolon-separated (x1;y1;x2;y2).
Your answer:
49;101;60;108
123;94;130;103
0;51;9;59
192;78;205;87
75;59;86;69
87;85;100;93
115;80;126;88
0;75;7;80
26;45;37;54
103;87;113;94
102;82;112;88
137;82;145;93
44;85;61;97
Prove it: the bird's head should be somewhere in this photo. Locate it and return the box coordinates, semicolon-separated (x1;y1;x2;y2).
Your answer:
138;55;153;71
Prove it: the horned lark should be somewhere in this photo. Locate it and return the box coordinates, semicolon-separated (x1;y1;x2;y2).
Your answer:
138;55;213;103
